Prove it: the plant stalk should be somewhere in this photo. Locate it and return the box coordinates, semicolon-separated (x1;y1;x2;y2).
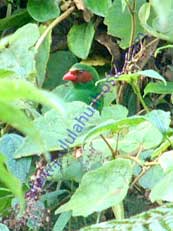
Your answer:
132;83;150;113
112;202;125;220
35;6;75;50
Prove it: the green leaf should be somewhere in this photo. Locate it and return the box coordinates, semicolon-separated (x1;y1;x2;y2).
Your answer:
53;211;72;231
43;51;77;89
36;25;52;87
0;187;12;215
27;0;60;22
0;23;40;81
84;0;112;16
139;2;173;42
104;0;145;48
119;70;166;84
0;78;65;116
138;70;166;84
81;203;173;230
159;151;173;173
82;137;115;170
0;69;17;78
0;10;31;32
118;121;163;154
15;102;100;157
0;100;39;139
97;70;166;85
100;105;128;122
67;22;95;59
0;153;25;211
144;81;173;96
139;165;164;189
150;170;173;202
103;84;117;106
0;224;9;231
0;134;31;183
145;110;171;134
84;116;146;142
55;159;132;216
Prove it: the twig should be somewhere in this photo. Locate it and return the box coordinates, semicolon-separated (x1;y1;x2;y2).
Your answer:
129;0;136;48
125;0;137;59
118;155;143;166
100;134;115;158
130;166;149;188
125;0;133;14
114;133;120;158
35;6;75;50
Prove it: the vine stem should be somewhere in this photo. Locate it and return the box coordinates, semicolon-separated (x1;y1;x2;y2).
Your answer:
99;135;125;219
125;0;136;60
112;202;124;219
132;83;150;113
129;0;136;48
35;6;75;50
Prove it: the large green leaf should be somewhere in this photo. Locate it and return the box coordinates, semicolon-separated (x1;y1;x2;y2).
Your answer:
0;10;31;32
53;211;72;231
0;78;65;116
27;0;60;22
84;116;146;142
100;104;128;122
139;165;164;189
43;51;77;89
0;187;12;215
139;1;173;42
0;224;9;231
117;70;166;84
0;69;17;79
0;134;31;183
138;70;166;84
15;102;100;157
97;69;166;85
150;170;173;202
145;110;171;134
159;151;173;173
84;0;112;17
104;0;145;48
0;100;39;139
118;121;163;154
67;22;95;59
0;154;25;211
81;203;173;230
55;159;132;216
0;23;39;81
144;81;173;96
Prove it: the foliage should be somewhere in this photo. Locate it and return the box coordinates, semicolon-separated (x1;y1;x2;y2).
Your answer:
0;0;173;230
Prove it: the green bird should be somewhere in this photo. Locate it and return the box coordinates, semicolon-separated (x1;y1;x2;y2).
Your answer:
62;63;104;111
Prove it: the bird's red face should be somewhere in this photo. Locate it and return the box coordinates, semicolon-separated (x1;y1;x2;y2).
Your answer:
63;70;92;83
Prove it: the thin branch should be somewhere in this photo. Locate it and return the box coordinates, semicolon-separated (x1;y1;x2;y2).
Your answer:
35;6;75;50
124;0;133;14
118;155;143;166
128;0;137;58
130;166;149;188
100;134;115;158
114;133;120;158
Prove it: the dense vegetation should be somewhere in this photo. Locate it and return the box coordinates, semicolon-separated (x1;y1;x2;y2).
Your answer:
0;0;173;230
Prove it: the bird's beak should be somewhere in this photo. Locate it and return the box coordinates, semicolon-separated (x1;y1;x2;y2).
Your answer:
63;71;77;81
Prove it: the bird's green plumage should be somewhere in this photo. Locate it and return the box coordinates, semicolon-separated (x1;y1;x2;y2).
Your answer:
64;63;103;111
